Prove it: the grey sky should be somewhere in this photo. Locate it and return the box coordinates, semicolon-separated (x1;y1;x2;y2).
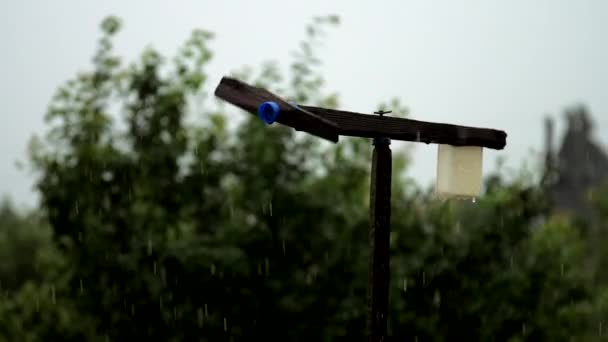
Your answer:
2;0;607;207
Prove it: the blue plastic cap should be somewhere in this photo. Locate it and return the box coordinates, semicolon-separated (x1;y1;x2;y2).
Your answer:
258;101;281;124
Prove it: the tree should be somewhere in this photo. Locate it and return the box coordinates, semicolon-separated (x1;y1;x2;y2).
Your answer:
0;198;59;292
19;14;604;341
0;197;100;341
28;14;385;341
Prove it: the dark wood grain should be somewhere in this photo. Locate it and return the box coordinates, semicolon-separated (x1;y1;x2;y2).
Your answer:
214;77;340;142
302;105;507;150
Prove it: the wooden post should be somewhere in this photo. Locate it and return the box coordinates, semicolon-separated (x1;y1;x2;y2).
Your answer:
367;137;392;341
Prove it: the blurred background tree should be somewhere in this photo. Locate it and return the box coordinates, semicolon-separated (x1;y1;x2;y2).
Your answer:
0;14;606;341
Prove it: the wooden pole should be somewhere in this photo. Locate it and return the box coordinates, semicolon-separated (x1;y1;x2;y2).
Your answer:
367;137;392;341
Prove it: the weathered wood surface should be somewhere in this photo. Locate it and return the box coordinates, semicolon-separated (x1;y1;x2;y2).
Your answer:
214;77;339;142
214;76;507;149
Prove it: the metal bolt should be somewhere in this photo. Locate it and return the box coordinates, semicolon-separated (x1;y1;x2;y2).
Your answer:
374;110;392;117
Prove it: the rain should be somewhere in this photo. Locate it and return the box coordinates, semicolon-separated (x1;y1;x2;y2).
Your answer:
0;1;607;341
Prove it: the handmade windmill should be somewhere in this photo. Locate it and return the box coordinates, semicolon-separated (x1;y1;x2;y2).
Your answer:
214;76;507;340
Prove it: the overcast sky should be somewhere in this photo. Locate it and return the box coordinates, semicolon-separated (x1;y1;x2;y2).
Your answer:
2;0;607;207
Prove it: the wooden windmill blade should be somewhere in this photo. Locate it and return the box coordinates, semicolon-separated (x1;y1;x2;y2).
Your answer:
214;76;340;142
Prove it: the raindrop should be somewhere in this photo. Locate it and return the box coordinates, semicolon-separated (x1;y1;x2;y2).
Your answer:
159;296;163;309
102;170;113;182
131;304;135;316
50;284;56;304
79;278;84;294
422;272;426;285
416;131;421;142
282;240;286;255
204;303;209;317
211;263;216;275
147;237;153;256
75;201;79;215
561;263;564;276
264;257;270;275
433;290;441;306
269;201;273;217
522;323;526;335
471;197;477;203
173;307;177;320
224;317;228;332
402;279;407;292
197;308;204;327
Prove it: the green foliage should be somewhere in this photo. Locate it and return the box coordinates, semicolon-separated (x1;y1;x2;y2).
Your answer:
387;181;597;341
0;198;61;292
0;199;98;341
2;14;605;341
0;282;101;342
